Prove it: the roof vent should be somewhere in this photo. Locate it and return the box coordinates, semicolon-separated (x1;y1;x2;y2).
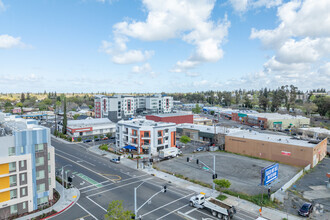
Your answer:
278;139;281;141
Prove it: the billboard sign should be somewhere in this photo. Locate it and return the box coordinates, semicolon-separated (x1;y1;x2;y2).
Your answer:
261;163;279;186
281;151;291;156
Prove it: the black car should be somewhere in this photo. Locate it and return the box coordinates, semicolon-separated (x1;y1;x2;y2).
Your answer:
95;138;100;142
298;202;313;217
83;139;92;143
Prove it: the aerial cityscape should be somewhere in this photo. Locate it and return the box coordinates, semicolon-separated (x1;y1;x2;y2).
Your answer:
0;0;329;220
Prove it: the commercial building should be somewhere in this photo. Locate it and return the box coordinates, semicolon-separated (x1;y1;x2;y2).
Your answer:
225;130;327;168
0;113;55;219
146;113;193;124
95;94;173;122
57;118;116;141
176;123;241;146
116;119;177;155
297;127;330;140
193;115;213;126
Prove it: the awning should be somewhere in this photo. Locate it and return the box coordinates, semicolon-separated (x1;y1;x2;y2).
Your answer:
123;145;137;150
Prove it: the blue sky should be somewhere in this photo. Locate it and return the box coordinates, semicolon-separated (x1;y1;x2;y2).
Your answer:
0;0;329;93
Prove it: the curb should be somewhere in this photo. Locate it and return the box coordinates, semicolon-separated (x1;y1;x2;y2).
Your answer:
40;201;75;220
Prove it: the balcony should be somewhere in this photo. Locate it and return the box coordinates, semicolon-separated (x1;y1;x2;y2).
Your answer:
141;135;150;139
141;145;150;149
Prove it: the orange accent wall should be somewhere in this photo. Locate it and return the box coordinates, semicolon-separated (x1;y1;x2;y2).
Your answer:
0;191;10;203
0;163;9;175
0;176;10;190
171;131;176;147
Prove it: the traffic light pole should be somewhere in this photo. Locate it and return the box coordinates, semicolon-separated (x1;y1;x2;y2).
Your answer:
194;155;216;192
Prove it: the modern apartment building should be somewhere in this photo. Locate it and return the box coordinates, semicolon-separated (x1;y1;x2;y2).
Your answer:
116;119;177;156
0;113;55;219
95;94;173;122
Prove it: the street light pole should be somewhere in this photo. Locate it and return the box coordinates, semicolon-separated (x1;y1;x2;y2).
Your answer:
213;155;215;192
134;187;137;218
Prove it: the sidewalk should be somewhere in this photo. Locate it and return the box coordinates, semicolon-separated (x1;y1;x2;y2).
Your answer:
51;135;75;145
88;146;302;220
16;182;80;220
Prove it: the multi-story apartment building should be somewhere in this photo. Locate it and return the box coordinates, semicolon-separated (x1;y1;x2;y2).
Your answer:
0;113;55;219
116;119;177;156
95;94;173;122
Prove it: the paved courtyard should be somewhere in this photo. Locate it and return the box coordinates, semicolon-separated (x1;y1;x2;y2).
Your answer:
155;151;300;195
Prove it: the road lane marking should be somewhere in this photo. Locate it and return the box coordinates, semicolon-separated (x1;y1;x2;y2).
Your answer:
156;204;189;220
141;193;194;217
55;149;96;166
86;197;107;212
80;173;151;193
56;153;116;183
98;173;121;181
76;173;102;188
76;203;98;220
195;209;217;219
78;180;111;190
88;177;154;197
185;208;197;215
75;214;90;220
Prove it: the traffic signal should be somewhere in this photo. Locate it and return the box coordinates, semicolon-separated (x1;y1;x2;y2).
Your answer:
212;174;218;179
196;159;199;164
118;156;121;161
149;158;153;163
68;176;73;183
163;185;167;193
187;157;189;162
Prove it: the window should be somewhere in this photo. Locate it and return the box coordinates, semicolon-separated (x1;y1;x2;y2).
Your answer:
36;170;45;180
158;139;162;145
8;147;15;156
37;196;48;205
48;178;51;186
9;175;17;187
10;189;17;199
21;187;27;197
9;162;16;172
20;146;24;154
48;165;51;173
48;152;50;160
22;202;26;209
36;157;44;166
158;131;162;137
20;173;26;182
10;204;17;214
35;144;43;152
37;183;45;193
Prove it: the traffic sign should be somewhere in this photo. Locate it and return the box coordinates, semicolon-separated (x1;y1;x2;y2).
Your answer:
261;163;279;186
203;167;209;170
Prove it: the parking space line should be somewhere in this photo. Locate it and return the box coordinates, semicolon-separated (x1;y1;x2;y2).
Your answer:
88;177;154;197
56;149;96;166
76;203;98;220
156;204;189;220
185;208;197;215
86;196;107;212
75;214;90;220
141;193;194;217
194;209;217;220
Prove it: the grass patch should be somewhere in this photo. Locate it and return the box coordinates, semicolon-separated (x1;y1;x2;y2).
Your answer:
99;144;108;151
222;190;276;207
217;194;227;201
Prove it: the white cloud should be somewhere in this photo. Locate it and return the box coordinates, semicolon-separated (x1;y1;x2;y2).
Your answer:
0;0;5;11
229;0;282;13
112;50;153;64
104;0;230;69
0;73;43;84
0;35;25;49
132;63;152;73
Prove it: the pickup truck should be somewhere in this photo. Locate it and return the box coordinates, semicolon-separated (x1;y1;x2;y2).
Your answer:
189;193;236;219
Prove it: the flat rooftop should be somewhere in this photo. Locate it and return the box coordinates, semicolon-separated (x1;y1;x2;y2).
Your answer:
68;118;114;128
227;130;317;148
177;123;241;135
300;127;330;135
118;119;176;127
150;113;192;117
247;113;309;120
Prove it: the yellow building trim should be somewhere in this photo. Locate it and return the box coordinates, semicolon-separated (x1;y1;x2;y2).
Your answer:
0;163;9;175
0;176;10;190
0;191;10;203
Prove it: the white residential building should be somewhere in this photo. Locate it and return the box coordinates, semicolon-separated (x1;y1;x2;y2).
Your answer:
0;113;55;219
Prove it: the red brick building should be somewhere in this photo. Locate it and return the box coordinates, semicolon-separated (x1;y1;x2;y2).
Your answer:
146;113;193;124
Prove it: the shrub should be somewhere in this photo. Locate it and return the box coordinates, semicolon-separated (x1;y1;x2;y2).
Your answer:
77;137;82;142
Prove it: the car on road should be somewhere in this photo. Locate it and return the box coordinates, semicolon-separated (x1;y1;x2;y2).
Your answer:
110;158;120;164
196;147;204;152
83;139;92;143
298;202;313;217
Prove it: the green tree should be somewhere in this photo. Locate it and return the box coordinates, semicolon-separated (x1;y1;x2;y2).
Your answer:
104;200;134;220
192;104;201;114
16;102;23;108
88;105;93;110
20;93;25;103
213;179;231;193
243;94;252;108
259;95;269;111
180;135;191;144
62;96;67;135
313;96;330;116
73;114;80;120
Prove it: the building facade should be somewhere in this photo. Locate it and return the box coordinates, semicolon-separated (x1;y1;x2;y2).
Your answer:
116;119;177;155
0;114;55;219
225;130;327;168
95;94;173;122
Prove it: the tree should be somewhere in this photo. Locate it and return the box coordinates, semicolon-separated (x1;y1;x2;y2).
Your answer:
62;96;67;135
16;102;23;108
73;114;80;120
259;95;269;111
213;179;231;194
88;105;93;110
20;93;25;103
313;96;330;116
243;94;252;108
303;102;317;116
104;200;134;220
192;104;201;114
180;135;191;144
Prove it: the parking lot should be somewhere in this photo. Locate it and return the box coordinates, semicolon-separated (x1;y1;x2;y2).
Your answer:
155;151;300;195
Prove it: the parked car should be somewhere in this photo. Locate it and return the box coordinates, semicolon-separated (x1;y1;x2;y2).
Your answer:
298;202;313;217
102;137;109;140
83;139;92;143
252;126;259;129
110;158;120;164
110;137;116;140
196;147;204;152
95;138;100;142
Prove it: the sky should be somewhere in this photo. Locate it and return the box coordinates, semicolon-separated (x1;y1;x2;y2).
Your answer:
0;0;329;93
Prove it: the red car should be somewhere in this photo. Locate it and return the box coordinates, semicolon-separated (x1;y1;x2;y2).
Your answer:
102;137;109;140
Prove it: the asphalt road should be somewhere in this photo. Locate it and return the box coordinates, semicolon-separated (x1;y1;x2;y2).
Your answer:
51;137;260;220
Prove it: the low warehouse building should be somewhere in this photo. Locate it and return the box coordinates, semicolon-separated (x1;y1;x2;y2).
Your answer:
225;130;327;168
